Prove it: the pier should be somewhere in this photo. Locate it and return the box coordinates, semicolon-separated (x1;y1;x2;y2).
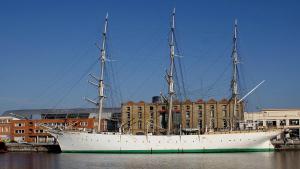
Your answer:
3;143;61;153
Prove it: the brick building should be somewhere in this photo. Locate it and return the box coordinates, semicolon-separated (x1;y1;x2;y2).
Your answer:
11;118;95;143
0;116;18;142
0;107;121;143
121;98;244;135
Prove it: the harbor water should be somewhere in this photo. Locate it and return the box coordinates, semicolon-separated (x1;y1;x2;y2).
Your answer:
1;151;300;169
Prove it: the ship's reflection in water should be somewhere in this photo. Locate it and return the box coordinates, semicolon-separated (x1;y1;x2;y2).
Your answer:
1;151;300;169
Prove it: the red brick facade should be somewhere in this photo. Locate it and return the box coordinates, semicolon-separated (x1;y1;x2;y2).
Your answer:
9;118;95;143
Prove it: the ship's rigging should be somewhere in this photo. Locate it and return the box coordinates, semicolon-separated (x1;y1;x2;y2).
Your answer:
231;19;240;130
166;8;176;135
85;13;124;132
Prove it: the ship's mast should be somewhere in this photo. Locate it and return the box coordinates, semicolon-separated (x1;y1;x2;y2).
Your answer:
98;13;108;133
167;8;176;135
231;19;239;130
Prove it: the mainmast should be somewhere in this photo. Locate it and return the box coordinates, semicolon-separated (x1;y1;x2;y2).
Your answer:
98;13;108;133
167;8;176;135
231;19;239;130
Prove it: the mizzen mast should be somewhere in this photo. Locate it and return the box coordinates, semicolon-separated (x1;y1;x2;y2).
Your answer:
167;8;176;135
98;13;108;132
231;19;239;130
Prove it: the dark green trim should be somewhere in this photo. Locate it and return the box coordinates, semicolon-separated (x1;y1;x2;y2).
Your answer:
62;148;274;154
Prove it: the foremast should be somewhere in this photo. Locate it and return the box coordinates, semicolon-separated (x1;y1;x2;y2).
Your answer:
231;19;239;130
98;13;108;133
167;8;176;135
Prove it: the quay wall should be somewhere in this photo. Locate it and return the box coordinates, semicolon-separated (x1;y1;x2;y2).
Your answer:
5;143;61;152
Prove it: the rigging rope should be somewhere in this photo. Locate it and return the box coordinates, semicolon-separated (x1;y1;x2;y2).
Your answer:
197;61;231;99
174;32;188;100
52;58;99;108
106;33;124;105
34;46;93;105
173;64;183;101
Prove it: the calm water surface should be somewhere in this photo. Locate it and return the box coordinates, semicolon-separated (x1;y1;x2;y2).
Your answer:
1;151;300;169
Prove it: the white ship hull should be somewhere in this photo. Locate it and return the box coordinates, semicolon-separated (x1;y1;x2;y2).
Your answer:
52;130;281;153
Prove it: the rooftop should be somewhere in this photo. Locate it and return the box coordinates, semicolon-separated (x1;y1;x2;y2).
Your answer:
1;107;121;120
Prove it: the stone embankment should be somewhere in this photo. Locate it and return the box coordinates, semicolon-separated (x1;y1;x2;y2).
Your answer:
272;139;300;150
4;143;61;153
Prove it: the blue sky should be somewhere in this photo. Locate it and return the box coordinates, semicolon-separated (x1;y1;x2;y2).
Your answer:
0;0;299;113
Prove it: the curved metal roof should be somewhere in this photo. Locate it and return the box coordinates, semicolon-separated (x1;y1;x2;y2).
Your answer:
1;107;121;119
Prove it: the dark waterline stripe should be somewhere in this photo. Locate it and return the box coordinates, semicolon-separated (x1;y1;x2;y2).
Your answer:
62;148;274;154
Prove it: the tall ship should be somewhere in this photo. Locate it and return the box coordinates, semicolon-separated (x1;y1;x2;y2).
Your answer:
49;10;281;153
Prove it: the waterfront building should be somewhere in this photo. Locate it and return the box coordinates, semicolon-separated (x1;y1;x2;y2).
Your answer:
121;98;244;135
243;109;300;130
11;118;95;143
0;116;19;142
2;108;120;120
1;107;121;143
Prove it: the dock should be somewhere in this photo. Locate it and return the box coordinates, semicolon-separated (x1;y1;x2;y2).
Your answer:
4;143;61;153
272;139;300;150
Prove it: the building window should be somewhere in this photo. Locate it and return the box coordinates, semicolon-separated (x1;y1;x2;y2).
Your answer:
138;107;142;111
186;111;190;119
138;112;142;119
198;110;202;118
280;120;286;126
198;120;202;128
80;122;88;126
186;120;190;128
222;110;227;117
223;119;227;128
222;105;227;110
162;106;166;110
210;105;214;109
211;119;215;128
15;123;25;127
150;121;154;129
127;107;130;111
186;105;190;110
210;110;214;118
198;105;202;110
150;106;153;110
127;112;130;119
289;119;299;126
150;112;154;119
127;121;130;129
267;121;276;127
15;130;25;134
138;120;142;129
